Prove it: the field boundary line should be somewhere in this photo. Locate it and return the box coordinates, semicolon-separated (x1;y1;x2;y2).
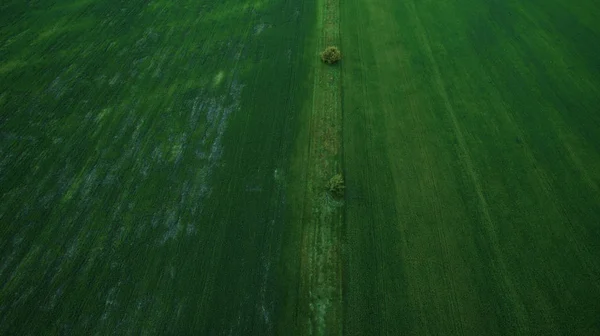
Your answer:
297;0;344;332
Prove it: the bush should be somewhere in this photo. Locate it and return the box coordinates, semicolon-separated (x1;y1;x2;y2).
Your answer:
320;46;341;64
327;174;345;198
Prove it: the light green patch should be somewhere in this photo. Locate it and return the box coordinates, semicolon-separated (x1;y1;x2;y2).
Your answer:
0;60;26;74
213;71;225;87
58;0;95;11
36;20;69;41
95;108;112;123
1;29;31;49
169;143;183;162
62;176;83;203
36;20;93;43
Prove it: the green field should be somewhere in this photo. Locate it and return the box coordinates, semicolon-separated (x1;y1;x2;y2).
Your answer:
1;0;600;333
341;0;600;333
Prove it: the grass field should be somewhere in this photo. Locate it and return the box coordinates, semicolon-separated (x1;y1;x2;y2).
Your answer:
1;0;317;333
1;0;600;333
341;0;600;333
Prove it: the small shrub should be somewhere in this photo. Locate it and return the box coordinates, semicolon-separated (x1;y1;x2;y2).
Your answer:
320;46;341;64
327;173;345;198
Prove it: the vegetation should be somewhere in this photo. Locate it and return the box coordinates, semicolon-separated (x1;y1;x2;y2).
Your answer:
327;174;345;198
320;46;342;64
0;0;314;333
1;0;600;333
341;0;600;333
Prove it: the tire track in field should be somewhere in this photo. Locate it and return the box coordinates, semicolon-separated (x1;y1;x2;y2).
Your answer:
187;4;290;331
362;2;469;333
471;3;600;296
351;2;382;330
497;3;600;314
397;46;468;336
374;9;449;331
507;0;600;197
353;9;401;332
401;58;465;332
404;0;529;332
339;0;383;332
493;80;600;293
342;1;414;333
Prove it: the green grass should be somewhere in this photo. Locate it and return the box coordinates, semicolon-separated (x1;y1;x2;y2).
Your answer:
289;0;344;332
0;0;316;333
2;0;600;333
341;0;600;333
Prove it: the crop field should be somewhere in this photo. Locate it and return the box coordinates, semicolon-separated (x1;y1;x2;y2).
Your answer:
341;0;600;333
0;0;317;333
1;0;599;333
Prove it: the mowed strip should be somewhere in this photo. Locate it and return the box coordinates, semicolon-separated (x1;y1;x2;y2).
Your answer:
341;0;600;334
292;0;344;332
